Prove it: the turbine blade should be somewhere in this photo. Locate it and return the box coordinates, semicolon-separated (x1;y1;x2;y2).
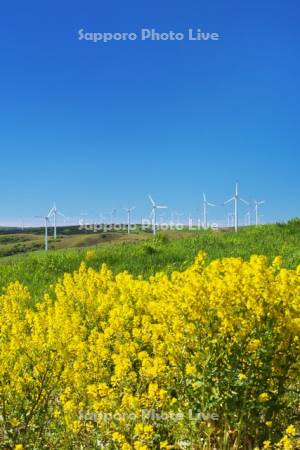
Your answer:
240;198;249;205
224;197;234;205
207;202;215;207
157;205;167;209
148;195;155;206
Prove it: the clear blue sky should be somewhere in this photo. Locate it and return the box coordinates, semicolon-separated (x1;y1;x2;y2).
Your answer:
0;0;299;226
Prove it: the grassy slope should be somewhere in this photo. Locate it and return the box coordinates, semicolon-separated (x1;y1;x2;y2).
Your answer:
0;230;150;257
0;222;299;302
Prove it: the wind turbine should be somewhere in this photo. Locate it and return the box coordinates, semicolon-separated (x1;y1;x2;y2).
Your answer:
244;211;251;226
224;182;249;232
148;195;167;235
203;193;215;229
124;207;135;234
35;214;51;251
254;200;265;226
227;213;234;228
48;202;66;239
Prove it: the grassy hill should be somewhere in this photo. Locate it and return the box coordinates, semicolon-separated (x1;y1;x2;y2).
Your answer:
0;221;299;302
0;226;151;257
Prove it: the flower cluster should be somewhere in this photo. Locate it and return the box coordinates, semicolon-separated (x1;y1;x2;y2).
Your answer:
0;253;299;448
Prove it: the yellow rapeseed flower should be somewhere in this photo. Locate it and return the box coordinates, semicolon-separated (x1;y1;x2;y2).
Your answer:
0;252;298;448
285;425;296;436
258;393;270;403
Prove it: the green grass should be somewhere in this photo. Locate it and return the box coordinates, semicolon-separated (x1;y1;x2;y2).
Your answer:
0;221;299;302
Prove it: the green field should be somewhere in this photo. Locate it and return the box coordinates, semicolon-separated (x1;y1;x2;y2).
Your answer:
0;221;299;448
0;220;299;301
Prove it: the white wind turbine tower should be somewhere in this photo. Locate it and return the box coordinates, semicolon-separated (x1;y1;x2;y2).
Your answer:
48;202;66;239
224;182;249;232
227;213;234;228
254;200;265;226
244;211;251;226
124;207;135;234
148;195;167;235
203;193;215;229
35;213;51;251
